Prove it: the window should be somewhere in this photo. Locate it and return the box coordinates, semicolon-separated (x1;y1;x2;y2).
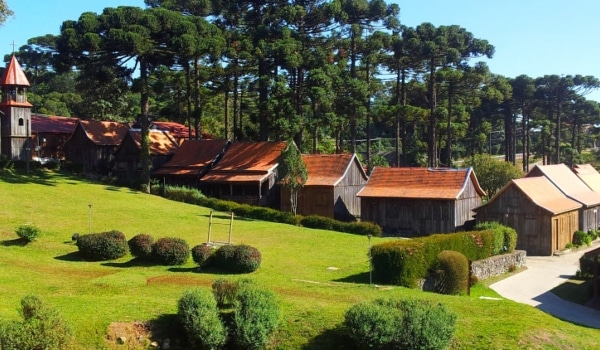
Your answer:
18;118;24;126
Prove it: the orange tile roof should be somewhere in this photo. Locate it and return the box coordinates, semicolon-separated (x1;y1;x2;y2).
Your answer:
302;153;367;186
151;121;196;139
507;177;581;214
357;166;485;199
32;114;78;134
78;120;130;146
572;164;600;192
200;141;287;183
0;55;30;86
153;139;229;175
128;130;179;156
526;164;600;206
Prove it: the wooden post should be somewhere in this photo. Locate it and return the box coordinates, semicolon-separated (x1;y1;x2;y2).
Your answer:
207;210;213;244
228;212;234;244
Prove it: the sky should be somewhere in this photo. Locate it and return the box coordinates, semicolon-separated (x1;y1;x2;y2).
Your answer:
2;0;600;102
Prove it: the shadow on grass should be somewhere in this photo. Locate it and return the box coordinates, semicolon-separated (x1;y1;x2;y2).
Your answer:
102;258;156;268
302;325;350;350
0;238;29;246
333;271;370;284
0;169;57;186
54;251;83;261
146;313;186;348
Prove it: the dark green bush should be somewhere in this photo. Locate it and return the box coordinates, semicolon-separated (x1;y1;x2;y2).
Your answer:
233;245;262;273
433;250;469;295
300;215;382;236
128;233;154;260
371;240;427;288
475;222;518;253
0;295;72;350
15;224;41;242
232;284;281;350
152;237;190;265
573;230;591;247
213;244;237;270
301;215;335;230
578;251;600;279
192;243;215;267
177;288;227;349
76;230;128;261
343;300;402;349
589;229;599;241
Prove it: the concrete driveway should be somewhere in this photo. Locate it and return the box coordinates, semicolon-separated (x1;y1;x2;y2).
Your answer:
489;245;600;328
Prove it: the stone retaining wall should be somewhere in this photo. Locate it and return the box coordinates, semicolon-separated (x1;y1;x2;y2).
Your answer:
471;250;526;280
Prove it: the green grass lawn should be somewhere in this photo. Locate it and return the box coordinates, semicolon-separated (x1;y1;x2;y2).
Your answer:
1;170;600;349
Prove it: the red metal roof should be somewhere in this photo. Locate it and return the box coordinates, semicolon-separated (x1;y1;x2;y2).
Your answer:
31;114;79;134
302;153;367;186
1;55;30;86
357;166;485;199
78;120;130;146
200;141;287;183
153;139;229;175
128;130;179;156
151;121;195;139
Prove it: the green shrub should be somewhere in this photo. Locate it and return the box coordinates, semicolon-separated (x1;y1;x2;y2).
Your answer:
475;222;517;253
396;299;456;349
343;300;402;349
371;240;427;288
76;230;128;261
177;288;227;350
588;229;599;241
152;237;190;265
15;224;41;242
232;245;262;273
192;243;214;267
213;244;237;270
128;234;154;260
573;230;591;247
212;278;241;307
578;252;600;279
0;295;72;350
300;215;334;230
232;284;281;350
433;250;469;295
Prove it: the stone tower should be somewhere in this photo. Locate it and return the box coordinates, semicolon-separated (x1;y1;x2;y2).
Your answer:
0;54;32;161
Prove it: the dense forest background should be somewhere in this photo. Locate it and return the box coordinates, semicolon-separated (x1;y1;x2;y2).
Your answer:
5;0;600;174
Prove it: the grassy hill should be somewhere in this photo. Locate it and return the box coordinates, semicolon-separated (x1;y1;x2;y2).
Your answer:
0;170;599;349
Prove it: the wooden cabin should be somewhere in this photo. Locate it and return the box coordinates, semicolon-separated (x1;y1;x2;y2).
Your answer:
526;164;600;232
150;121;195;144
152;139;230;187
280;153;368;221
572;164;600;193
199;141;287;208
113;129;179;180
30;114;78;160
475;177;581;256
63;120;129;174
357;167;485;236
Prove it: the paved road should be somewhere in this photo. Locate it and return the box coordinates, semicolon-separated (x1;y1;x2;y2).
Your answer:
490;245;600;328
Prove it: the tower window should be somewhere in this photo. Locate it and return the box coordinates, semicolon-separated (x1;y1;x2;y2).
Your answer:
18;118;24;126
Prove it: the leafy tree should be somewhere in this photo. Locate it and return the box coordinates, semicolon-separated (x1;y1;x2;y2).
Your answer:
278;141;308;216
464;153;523;199
0;0;12;27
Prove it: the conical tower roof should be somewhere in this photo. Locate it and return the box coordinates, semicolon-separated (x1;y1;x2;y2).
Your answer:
1;55;30;87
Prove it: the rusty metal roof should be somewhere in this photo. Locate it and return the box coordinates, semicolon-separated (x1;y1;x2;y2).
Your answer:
572;164;600;193
31;114;78;134
127;130;179;156
153;139;228;176
200;141;287;184
506;177;581;214
76;120;130;146
150;121;195;139
302;153;367;186
526;164;600;207
357;166;485;199
0;55;30;86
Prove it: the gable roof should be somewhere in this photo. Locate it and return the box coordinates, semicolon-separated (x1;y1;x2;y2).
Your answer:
153;139;229;176
150;121;195;140
302;153;368;186
356;166;485;199
1;55;30;86
126;130;179;156
484;176;581;215
74;120;130;146
572;164;600;193
200;141;287;183
31;114;79;134
526;163;600;207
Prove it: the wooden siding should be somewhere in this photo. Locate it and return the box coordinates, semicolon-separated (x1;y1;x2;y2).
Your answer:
64;127;116;174
201;173;280;209
475;185;578;256
1;108;30;160
580;206;600;233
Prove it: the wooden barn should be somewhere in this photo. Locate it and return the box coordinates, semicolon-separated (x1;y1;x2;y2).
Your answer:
199;141;287;208
113;130;179;180
152;139;230;187
280;153;368;221
526;163;600;232
31;114;78;160
63;120;129;174
357;167;485;236
474;177;581;256
572;164;600;193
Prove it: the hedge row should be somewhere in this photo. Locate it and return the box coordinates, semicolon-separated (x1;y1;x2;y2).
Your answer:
371;225;517;288
76;230;128;261
152;185;382;236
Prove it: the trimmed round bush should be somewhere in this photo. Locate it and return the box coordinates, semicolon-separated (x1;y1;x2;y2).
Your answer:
152;237;190;265
344;300;401;349
128;234;154;260
433;250;469;295
233;245;262;273
177;288;227;349
76;230;128;261
213;244;237;270
232;284;280;350
15;224;41;242
191;243;214;267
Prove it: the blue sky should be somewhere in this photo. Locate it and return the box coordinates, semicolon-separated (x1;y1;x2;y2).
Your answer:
2;0;600;102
